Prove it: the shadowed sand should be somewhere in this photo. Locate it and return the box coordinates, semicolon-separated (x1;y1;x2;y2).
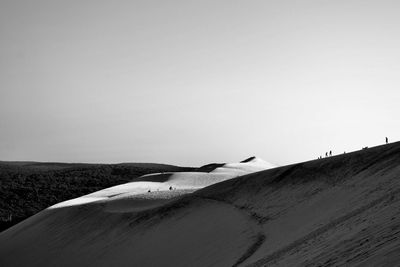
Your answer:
1;143;400;266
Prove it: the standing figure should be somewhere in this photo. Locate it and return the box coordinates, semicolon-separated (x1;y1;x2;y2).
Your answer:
329;150;332;156
386;137;389;144
325;152;328;157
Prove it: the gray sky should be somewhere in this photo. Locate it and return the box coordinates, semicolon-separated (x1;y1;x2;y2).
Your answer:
1;0;399;166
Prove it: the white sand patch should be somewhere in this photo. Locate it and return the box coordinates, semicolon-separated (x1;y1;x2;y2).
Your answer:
49;157;274;211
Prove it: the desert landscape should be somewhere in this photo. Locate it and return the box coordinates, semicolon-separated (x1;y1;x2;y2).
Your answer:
2;1;400;266
1;142;399;266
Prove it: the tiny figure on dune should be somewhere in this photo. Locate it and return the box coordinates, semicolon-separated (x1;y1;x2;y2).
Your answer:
386;137;389;144
325;152;328;157
148;189;151;193
329;150;332;156
169;186;172;190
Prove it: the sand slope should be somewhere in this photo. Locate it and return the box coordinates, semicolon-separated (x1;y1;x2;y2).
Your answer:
2;143;400;266
197;142;400;266
0;157;273;266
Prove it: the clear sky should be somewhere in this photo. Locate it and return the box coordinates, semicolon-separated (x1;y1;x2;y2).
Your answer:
1;0;399;166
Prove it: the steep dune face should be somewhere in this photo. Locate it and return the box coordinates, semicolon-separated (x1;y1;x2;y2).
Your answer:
196;142;400;266
1;143;400;267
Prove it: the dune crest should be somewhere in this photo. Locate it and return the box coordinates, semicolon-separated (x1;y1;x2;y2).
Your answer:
49;157;274;212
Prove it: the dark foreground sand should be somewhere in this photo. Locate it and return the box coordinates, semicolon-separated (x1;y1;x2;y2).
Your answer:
1;143;400;266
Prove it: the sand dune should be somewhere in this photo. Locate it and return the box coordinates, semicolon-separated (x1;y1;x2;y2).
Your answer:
0;157;274;267
50;157;273;212
1;144;400;266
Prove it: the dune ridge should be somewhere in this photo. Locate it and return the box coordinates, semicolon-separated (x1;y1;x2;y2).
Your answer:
1;143;400;266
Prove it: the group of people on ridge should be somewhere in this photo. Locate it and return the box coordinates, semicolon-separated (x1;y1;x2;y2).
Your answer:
317;137;390;160
318;150;332;159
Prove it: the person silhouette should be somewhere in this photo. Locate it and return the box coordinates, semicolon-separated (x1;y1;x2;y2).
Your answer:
325;152;328;157
329;150;332;156
386;137;389;144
